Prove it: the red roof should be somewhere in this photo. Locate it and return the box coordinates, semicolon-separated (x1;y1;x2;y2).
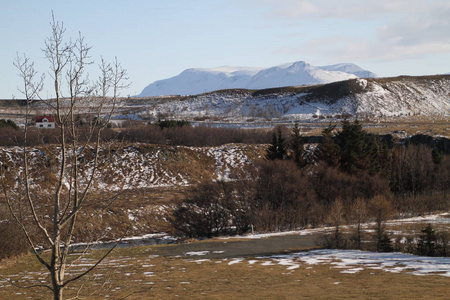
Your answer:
35;116;55;123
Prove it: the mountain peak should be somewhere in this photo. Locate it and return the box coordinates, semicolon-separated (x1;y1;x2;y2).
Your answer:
138;61;374;97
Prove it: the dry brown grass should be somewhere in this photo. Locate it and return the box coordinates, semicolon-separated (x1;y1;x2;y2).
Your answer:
362;116;450;137
295;116;450;137
1;244;448;299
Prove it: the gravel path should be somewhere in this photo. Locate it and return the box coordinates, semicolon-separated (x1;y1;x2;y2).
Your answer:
157;234;322;259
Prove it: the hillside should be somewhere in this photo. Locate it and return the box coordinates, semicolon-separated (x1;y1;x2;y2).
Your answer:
1;75;449;125
125;75;450;121
0;143;266;240
0;143;266;192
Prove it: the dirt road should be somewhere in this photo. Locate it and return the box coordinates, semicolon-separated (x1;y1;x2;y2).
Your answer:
156;234;323;259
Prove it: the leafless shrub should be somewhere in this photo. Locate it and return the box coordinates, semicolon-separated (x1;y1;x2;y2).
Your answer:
0;213;28;261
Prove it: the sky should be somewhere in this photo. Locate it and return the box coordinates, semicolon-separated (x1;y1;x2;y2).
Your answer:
1;0;449;99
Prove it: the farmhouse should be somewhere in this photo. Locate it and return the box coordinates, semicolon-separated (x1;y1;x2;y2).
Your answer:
35;116;56;129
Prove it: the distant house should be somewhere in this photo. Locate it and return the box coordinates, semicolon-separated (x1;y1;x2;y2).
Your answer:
35;116;56;129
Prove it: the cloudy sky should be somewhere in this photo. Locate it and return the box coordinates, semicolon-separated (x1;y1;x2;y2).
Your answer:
1;0;449;98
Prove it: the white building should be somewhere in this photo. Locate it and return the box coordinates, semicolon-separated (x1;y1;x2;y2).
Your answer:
35;116;56;129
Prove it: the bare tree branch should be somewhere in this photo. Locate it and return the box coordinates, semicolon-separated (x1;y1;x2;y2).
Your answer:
5;12;131;300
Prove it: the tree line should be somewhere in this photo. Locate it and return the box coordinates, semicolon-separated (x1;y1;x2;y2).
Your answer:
0;120;272;147
171;120;450;255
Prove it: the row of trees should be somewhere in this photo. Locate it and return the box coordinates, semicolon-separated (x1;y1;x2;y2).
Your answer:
172;120;449;256
171;159;392;238
267;120;449;206
325;222;449;257
0;122;273;147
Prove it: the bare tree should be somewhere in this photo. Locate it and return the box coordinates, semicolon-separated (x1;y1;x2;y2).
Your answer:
369;195;395;251
349;197;368;249
326;198;345;248
1;13;129;299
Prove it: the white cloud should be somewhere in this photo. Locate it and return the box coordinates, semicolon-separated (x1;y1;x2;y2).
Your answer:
251;0;450;62
289;36;450;63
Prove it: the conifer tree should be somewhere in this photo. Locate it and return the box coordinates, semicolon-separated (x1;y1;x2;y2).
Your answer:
316;124;341;168
335;119;369;173
290;121;305;167
366;134;389;175
417;223;437;256
266;126;287;160
378;233;394;252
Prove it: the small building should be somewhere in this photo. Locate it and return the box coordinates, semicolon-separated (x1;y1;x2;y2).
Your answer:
35;116;56;129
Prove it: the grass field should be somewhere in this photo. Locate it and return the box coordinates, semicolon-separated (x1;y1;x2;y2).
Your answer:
1;240;449;299
298;116;449;137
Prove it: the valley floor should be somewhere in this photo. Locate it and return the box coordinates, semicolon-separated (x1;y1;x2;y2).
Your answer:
1;213;449;299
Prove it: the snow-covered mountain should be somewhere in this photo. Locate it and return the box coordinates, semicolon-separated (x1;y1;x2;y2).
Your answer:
318;63;377;78
138;61;370;97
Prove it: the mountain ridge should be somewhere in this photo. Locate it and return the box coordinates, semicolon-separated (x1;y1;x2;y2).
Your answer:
138;61;374;97
128;75;450;121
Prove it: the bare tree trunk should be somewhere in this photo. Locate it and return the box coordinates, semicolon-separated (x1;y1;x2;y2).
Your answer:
3;12;130;299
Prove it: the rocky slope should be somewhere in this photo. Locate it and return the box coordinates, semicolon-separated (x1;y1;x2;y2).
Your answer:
0;143;266;192
124;75;450;121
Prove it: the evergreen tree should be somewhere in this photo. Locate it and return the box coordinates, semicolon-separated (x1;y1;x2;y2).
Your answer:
290;121;305;167
266;126;287;160
335;119;369;173
432;148;444;165
0;119;19;130
316;124;341;168
365;134;389;175
417;223;437;256
378;233;393;252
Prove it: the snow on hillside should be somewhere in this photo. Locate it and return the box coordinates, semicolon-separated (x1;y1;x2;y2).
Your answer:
0;144;265;192
349;77;450;116
129;76;450;121
138;61;359;97
318;63;377;78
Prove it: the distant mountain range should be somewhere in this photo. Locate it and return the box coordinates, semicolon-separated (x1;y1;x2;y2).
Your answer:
138;61;377;97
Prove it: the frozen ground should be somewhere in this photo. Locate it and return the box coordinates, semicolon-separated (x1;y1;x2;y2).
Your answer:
221;212;450;240
1;213;448;299
186;249;450;277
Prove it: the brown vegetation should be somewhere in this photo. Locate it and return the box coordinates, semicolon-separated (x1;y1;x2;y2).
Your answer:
1;244;449;299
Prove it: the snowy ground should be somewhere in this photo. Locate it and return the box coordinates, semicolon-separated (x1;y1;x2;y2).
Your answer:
1;213;449;299
186;249;450;277
64;212;449;251
221;212;450;240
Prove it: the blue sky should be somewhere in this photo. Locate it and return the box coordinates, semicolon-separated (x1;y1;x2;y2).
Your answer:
1;0;449;98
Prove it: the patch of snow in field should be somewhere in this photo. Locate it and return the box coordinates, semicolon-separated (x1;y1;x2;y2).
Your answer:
222;213;450;240
220;227;333;239
185;251;210;256
389;213;450;225
271;250;450;277
228;258;244;265
192;259;211;264
274;258;300;270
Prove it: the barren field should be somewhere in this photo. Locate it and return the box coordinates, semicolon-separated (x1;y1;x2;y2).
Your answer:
1;214;449;299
